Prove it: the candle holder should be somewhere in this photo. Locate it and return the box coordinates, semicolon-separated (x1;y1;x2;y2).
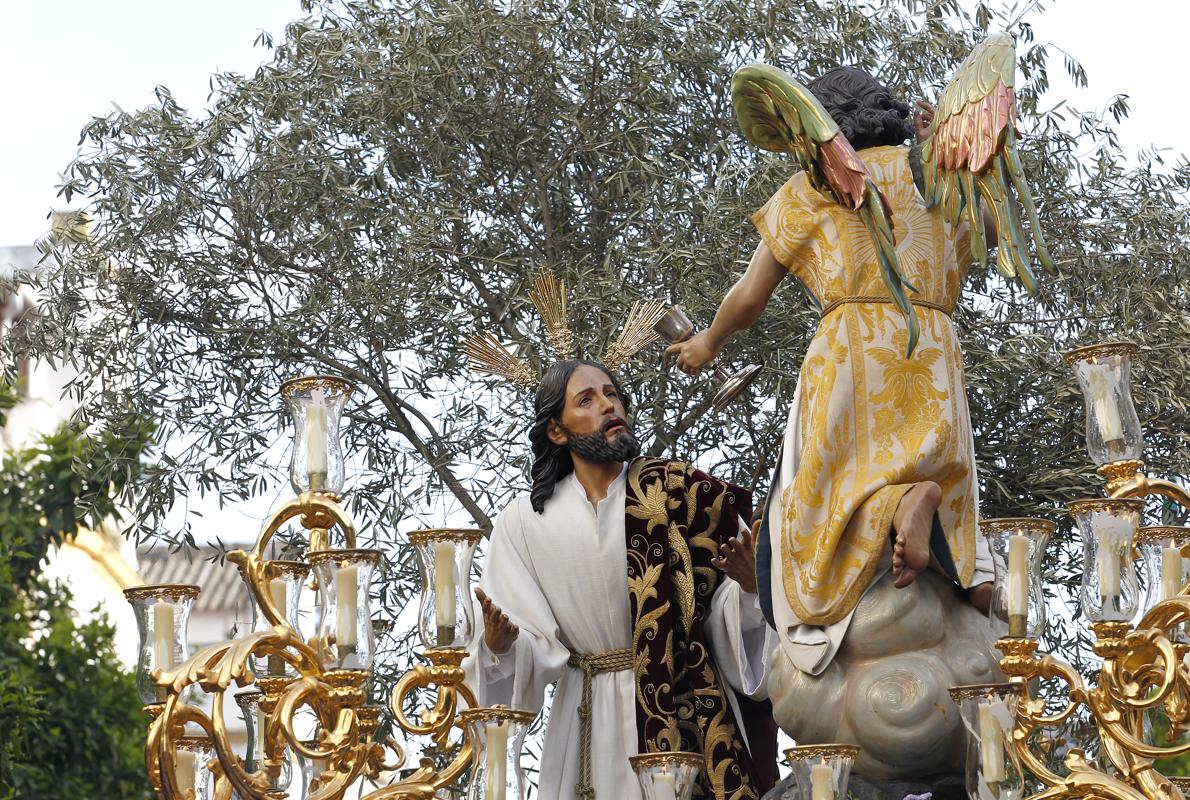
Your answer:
135;377;480;800
248;560;310;677
124;584;200;704
281;375;354;495
949;683;1026;800
628;751;703;800
307;548;381;670
970;343;1190;800
410;529;483;650
174;733;216;800
234;690;263;773
1138;527;1190;621
653;306;762;412
458;707;536;800
1063;342;1143;468
982;518;1055;639
783;744;859;800
1068;498;1144;623
231;687;296;792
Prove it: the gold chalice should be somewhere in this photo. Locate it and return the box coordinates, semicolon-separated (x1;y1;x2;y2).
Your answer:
654;306;762;412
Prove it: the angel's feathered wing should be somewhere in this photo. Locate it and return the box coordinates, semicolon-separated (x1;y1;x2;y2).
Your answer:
920;33;1055;293
732;64;921;356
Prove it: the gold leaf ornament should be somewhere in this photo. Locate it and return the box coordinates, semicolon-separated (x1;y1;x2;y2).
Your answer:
463;267;668;388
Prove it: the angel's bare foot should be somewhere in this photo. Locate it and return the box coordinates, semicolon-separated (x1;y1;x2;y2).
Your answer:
891;481;941;589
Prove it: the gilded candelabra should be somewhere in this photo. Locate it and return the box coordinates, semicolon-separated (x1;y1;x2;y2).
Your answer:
127;376;709;800
127;376;484;800
959;342;1190;800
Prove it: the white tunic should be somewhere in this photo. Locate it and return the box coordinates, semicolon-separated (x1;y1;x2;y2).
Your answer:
466;464;774;799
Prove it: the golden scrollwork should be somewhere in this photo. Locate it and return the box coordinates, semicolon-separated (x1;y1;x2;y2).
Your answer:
141;490;478;800
995;440;1190;800
123;584;202;604
1099;459;1190;511
783;744;860;763
978;518;1057;538
407;528;485;546
279;375;356;401
1061;341;1139;365
626;750;706;770
948;683;1026;702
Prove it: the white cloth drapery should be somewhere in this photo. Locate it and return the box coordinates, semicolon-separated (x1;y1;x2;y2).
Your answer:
466;465;774;799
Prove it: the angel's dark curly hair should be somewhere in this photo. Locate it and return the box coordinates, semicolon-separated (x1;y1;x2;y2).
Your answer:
528;359;632;513
808;66;915;150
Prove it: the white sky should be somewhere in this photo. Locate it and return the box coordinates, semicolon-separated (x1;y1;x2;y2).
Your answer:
0;0;300;247
2;0;1186;246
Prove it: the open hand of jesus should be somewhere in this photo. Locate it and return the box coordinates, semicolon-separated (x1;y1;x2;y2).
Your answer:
475;588;519;655
713;521;760;595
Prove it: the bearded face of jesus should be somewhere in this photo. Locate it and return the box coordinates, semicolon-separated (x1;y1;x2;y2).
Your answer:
550;363;641;464
527;360;639;513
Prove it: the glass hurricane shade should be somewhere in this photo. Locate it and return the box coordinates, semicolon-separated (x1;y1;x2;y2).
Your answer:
233;688;291;791
410;529;483;650
281;375;354;495
1068;498;1145;622
247;560;310;677
124;584;200;704
234;690;263;773
459;707;537;800
783;744;859;800
307;548;380;670
949;683;1025;800
981;518;1055;639
1063;343;1143;467
628;751;704;800
1137;527;1190;636
173;735;216;800
297;738;330;797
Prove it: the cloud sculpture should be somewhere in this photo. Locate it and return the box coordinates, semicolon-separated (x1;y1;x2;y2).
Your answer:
768;567;1003;778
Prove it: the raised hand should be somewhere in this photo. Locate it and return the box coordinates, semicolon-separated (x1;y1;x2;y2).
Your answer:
913;100;935;143
713;521;760;595
663;330;719;375
475;588;519;655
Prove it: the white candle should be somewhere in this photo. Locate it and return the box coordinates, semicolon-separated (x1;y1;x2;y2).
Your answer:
255;707;268;765
810;762;835;800
1097;526;1121;602
174;749;196;794
153;601;175;671
306;388;328;480
269;579;288;621
979;702;1005;783
434;542;458;629
1162;546;1183;601
652;771;677;800
1088;370;1123;443
335;566;359;648
484;721;509;800
1006;535;1030;619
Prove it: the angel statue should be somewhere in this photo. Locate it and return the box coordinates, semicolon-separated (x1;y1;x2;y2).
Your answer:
665;35;1054;779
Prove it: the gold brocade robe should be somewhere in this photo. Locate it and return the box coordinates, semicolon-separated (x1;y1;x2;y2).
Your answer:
753;144;978;627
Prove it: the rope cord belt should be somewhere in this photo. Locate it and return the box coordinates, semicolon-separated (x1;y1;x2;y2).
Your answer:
567;647;634;800
818;294;953;319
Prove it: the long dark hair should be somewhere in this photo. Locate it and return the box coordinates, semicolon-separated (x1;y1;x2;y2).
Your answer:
528;359;633;513
807;66;914;150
